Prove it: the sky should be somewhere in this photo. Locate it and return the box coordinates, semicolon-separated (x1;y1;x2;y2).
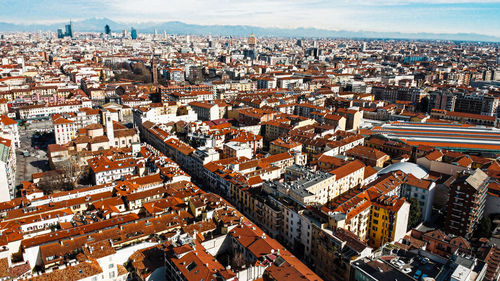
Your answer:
0;0;499;36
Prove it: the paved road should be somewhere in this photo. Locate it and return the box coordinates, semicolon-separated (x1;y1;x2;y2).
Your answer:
15;127;51;186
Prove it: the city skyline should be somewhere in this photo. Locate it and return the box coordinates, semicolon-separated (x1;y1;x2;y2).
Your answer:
0;2;499;280
1;0;499;37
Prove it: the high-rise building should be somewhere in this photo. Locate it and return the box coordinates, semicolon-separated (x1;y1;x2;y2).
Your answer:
445;169;488;239
104;24;111;35
65;21;73;38
131;27;138;39
57;21;73;38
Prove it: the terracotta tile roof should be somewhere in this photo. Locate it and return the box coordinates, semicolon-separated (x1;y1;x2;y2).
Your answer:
82;240;116;259
0;114;17;125
455;156;473;167
482;245;500;281
88;156;137;173
323;189;371;221
424;150;443;161
52;116;74;125
182;220;217;239
24;259;103;281
487;161;500;179
318;154;346;168
188;101;215;109
345;145;388;161
330;160;365;180
372;195;406;213
125;186;166;202
129;244;166;280
21;213;139;248
166;240;236;281
48;144;67;153
270;138;302;148
164;138;195;156
84;123;103;130
143;197;186;215
404;173;433;190
364;166;378;179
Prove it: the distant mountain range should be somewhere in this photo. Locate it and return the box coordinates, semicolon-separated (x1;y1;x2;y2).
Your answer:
1;17;499;42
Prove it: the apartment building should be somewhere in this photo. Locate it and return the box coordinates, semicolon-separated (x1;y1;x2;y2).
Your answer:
188;101;220;120
345;145;389;168
330;160;366;198
0;137;16;201
400;173;436;223
275;169;336;205
367;195;410;248
445;169;489;239
17;100;92;119
0;114;20;149
88;156;138;185
53;115;76;145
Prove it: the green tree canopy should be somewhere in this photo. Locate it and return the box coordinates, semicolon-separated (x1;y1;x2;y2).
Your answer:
408;198;421;230
474;216;492;238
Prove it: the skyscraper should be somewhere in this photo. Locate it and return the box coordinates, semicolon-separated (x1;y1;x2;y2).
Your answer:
131;28;138;40
104;24;111;35
65;21;73;38
57;21;74;39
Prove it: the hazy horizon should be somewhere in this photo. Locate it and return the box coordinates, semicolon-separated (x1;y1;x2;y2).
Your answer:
1;0;499;37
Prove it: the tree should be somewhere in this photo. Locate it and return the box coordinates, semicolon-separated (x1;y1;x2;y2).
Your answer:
37;170;72;193
418;96;429;113
231;251;245;269
19;120;29;131
474;216;492;238
408;198;422;230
